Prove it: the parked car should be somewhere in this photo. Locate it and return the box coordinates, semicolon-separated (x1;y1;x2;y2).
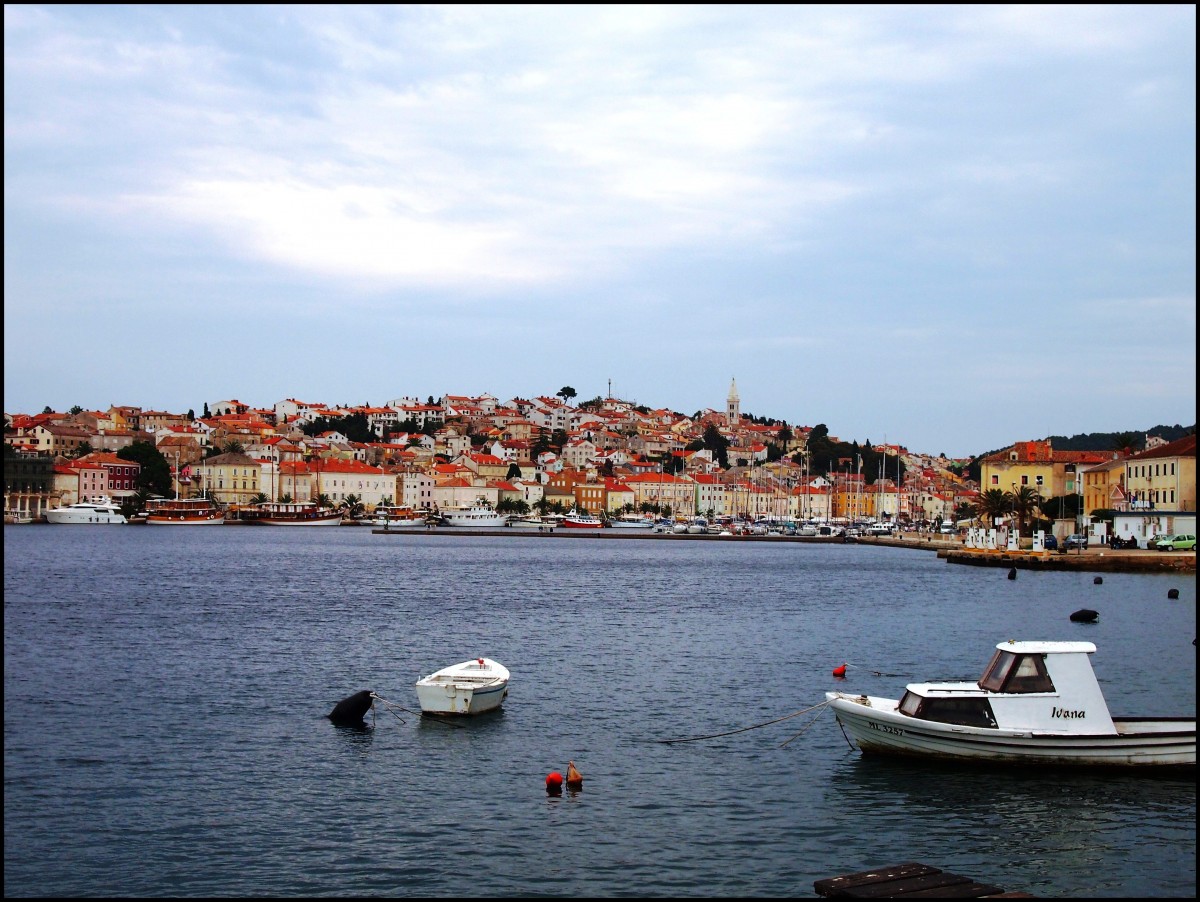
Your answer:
1042;534;1058;550
1154;534;1197;551
1064;534;1089;550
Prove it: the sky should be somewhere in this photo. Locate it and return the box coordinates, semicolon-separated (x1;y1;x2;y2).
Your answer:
4;5;1195;458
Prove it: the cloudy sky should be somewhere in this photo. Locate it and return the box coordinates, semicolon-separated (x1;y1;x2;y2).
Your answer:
4;5;1194;456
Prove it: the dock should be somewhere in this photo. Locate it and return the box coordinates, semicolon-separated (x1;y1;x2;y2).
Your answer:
814;861;1034;898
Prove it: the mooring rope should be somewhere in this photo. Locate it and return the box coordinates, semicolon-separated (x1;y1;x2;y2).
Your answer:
843;662;904;677
777;702;830;748
371;692;465;727
657;699;831;744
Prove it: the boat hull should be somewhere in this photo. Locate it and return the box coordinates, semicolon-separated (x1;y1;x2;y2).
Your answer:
145;514;225;525
827;693;1196;768
258;515;343;526
415;658;510;715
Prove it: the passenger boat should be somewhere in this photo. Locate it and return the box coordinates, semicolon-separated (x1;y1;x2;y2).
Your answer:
415;657;510;715
369;505;429;528
145;497;224;525
562;509;605;528
45;496;127;525
826;640;1195;769
253;501;344;526
437;499;505;528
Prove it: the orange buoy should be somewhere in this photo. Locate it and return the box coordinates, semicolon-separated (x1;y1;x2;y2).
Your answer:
546;771;564;794
566;761;583;788
832;663;847;678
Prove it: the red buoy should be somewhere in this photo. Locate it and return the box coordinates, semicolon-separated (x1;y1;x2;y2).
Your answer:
832;663;847;678
546;771;564;794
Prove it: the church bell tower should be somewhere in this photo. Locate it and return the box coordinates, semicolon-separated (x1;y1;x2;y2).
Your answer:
727;377;740;426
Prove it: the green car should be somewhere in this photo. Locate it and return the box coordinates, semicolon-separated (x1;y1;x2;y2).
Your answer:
1154;533;1197;551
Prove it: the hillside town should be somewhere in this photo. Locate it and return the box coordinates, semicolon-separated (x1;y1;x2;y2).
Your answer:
4;380;1196;545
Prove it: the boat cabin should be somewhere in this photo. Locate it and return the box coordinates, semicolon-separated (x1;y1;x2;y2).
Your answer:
896;641;1117;734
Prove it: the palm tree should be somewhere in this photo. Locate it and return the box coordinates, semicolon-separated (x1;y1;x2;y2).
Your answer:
973;488;1010;527
1008;486;1042;537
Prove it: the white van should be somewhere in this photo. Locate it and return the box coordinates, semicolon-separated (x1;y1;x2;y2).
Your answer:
938;522;956;534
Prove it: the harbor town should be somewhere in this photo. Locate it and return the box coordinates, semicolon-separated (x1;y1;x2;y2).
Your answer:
4;380;1195;570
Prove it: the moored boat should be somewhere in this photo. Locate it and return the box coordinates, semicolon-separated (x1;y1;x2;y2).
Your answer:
437;499;506;528
370;505;430;528
826;640;1195;769
46;496;127;525
608;514;654;529
562;509;605;528
145;497;224;525
254;501;344;526
415;657;510;715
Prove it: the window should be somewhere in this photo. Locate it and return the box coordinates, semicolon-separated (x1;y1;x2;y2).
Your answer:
1021;475;1028;486
979;650;1054;693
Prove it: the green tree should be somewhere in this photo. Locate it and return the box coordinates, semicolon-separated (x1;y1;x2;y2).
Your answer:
223;440;245;455
70;441;94;459
557;386;577;403
117;441;172;497
972;488;1010;527
1111;431;1141;455
69;405;83;415
1008;486;1042;537
202;402;211;418
506;463;522;480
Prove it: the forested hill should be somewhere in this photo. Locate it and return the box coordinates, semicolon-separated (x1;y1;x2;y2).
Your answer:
1043;424;1195;452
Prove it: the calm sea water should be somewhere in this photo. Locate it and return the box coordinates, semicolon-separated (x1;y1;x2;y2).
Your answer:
4;526;1195;898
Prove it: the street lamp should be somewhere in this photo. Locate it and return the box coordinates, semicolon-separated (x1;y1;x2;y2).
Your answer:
1011;483;1019;542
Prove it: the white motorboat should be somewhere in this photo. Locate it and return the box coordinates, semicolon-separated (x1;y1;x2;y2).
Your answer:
415;657;510;715
45;496;127;525
827;640;1195;770
438;499;506;528
608;514;654;529
562;509;605;528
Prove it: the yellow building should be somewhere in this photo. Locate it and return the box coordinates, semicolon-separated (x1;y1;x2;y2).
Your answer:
980;440;1121;514
1122;434;1196;513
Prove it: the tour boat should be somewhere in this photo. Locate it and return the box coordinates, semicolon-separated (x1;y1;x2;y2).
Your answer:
370;505;430;528
144;497;225;525
562;509;605;528
826;640;1195;769
46;496;127;525
254;501;344;526
415;657;510;715
437;499;506;528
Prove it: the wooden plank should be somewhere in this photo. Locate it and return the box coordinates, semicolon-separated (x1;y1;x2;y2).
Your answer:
834;872;972;898
814;863;941;896
901;881;1007;898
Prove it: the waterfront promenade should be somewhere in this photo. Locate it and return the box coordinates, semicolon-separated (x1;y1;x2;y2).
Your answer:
368;525;1196;574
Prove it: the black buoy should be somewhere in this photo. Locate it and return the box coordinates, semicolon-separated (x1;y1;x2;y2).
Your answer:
1168;588;1180;599
328;689;374;725
1093;576;1103;584
1070;608;1099;623
1007;567;1017;580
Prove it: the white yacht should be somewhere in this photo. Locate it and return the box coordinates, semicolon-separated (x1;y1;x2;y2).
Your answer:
45;497;127;525
437;499;506;528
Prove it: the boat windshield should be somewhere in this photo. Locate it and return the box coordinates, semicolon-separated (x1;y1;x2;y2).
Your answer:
898;690;998;728
979;650;1055;693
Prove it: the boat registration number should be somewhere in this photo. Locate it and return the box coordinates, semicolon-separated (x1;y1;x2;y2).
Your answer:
868;721;905;736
